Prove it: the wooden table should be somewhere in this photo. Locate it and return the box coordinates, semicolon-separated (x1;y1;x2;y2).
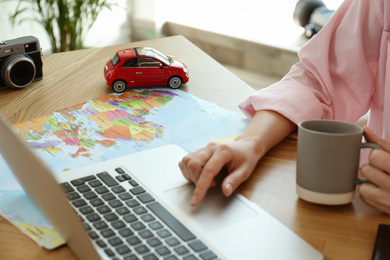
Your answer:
0;36;388;260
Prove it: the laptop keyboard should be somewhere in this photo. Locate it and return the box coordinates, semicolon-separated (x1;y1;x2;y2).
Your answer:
61;167;219;260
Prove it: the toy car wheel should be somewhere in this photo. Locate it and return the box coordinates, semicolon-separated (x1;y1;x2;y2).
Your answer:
112;80;127;93
168;76;182;89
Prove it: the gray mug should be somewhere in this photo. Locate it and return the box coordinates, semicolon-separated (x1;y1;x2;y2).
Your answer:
296;120;380;205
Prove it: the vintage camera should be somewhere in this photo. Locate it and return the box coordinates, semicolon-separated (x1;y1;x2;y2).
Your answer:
0;36;43;89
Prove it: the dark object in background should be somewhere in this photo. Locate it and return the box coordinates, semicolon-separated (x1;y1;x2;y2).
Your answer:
372;224;390;260
293;0;335;38
0;36;43;89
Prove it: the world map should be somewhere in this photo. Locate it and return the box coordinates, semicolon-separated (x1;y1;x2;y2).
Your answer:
0;88;250;249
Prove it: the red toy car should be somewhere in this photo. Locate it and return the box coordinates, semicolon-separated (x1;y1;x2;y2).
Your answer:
104;47;190;93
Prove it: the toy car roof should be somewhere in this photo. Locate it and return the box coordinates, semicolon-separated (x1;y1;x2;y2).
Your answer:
116;47;168;61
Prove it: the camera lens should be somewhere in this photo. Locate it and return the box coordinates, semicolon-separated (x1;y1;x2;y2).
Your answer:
1;54;36;88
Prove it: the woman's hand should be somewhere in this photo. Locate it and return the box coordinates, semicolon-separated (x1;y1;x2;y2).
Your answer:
179;110;296;206
359;126;390;214
179;139;262;206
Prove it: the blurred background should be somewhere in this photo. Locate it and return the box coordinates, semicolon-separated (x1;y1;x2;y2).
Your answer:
1;0;342;89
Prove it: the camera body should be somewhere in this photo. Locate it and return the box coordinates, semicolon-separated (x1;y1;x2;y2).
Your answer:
0;36;43;89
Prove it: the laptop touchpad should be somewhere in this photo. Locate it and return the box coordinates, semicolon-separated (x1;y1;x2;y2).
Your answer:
164;184;258;231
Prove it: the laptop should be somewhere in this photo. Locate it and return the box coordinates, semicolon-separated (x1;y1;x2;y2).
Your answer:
0;114;323;260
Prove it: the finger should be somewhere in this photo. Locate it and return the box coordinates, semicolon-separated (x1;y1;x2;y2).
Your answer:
221;163;255;197
361;164;390;190
359;183;390;215
364;126;390;153
191;146;234;206
367;149;390;176
179;143;218;183
178;160;191;182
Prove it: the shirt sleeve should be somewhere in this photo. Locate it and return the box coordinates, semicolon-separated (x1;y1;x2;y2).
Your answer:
239;0;383;125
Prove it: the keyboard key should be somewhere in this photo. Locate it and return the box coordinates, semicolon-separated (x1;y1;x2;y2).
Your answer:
71;179;84;186
149;221;163;230
164;256;179;260
141;213;155;222
101;229;115;238
127;236;141;245
83;191;97;200
134;206;147;215
156;246;170;256
97;205;111;214
115;167;126;174
116;207;130;215
129;180;139;186
138;193;155;203
122;174;132;180
131;221;146;231
189;240;208;252
95;186;109;194
147;202;196;241
97;172;118;187
116;175;127;182
109;199;123;208
93;221;108;230
83;222;91;231
77;185;91;193
147;237;162;247
71;175;96;186
135;244;149;254
200;251;218;260
130;186;145;195
123;214;137;223
118;192;132;201
102;193;116;201
72;199;87;207
119;228;134;237
61;182;74;193
144;253;158;260
104;212;119;222
157;229;171;238
126;199;140;208
66;192;80;201
124;254;138;260
88;231;99;240
112;186;126;194
166;237;180;247
89;179;102;187
90;198;105;207
104;248;115;257
108;236;123;246
116;245;131;255
174;245;189;255
95;239;107;248
112;220;126;230
184;255;197;260
86;213;101;222
139;230;153;239
80;206;94;215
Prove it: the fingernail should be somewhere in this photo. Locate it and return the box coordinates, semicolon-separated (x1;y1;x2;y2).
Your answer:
225;183;233;196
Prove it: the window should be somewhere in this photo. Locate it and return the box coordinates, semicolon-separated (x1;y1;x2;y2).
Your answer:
138;57;161;68
111;53;121;67
122;58;137;68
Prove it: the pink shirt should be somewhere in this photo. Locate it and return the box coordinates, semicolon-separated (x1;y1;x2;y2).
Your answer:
239;0;390;140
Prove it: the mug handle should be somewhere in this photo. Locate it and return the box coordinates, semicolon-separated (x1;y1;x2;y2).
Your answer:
361;142;382;150
355;142;382;185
